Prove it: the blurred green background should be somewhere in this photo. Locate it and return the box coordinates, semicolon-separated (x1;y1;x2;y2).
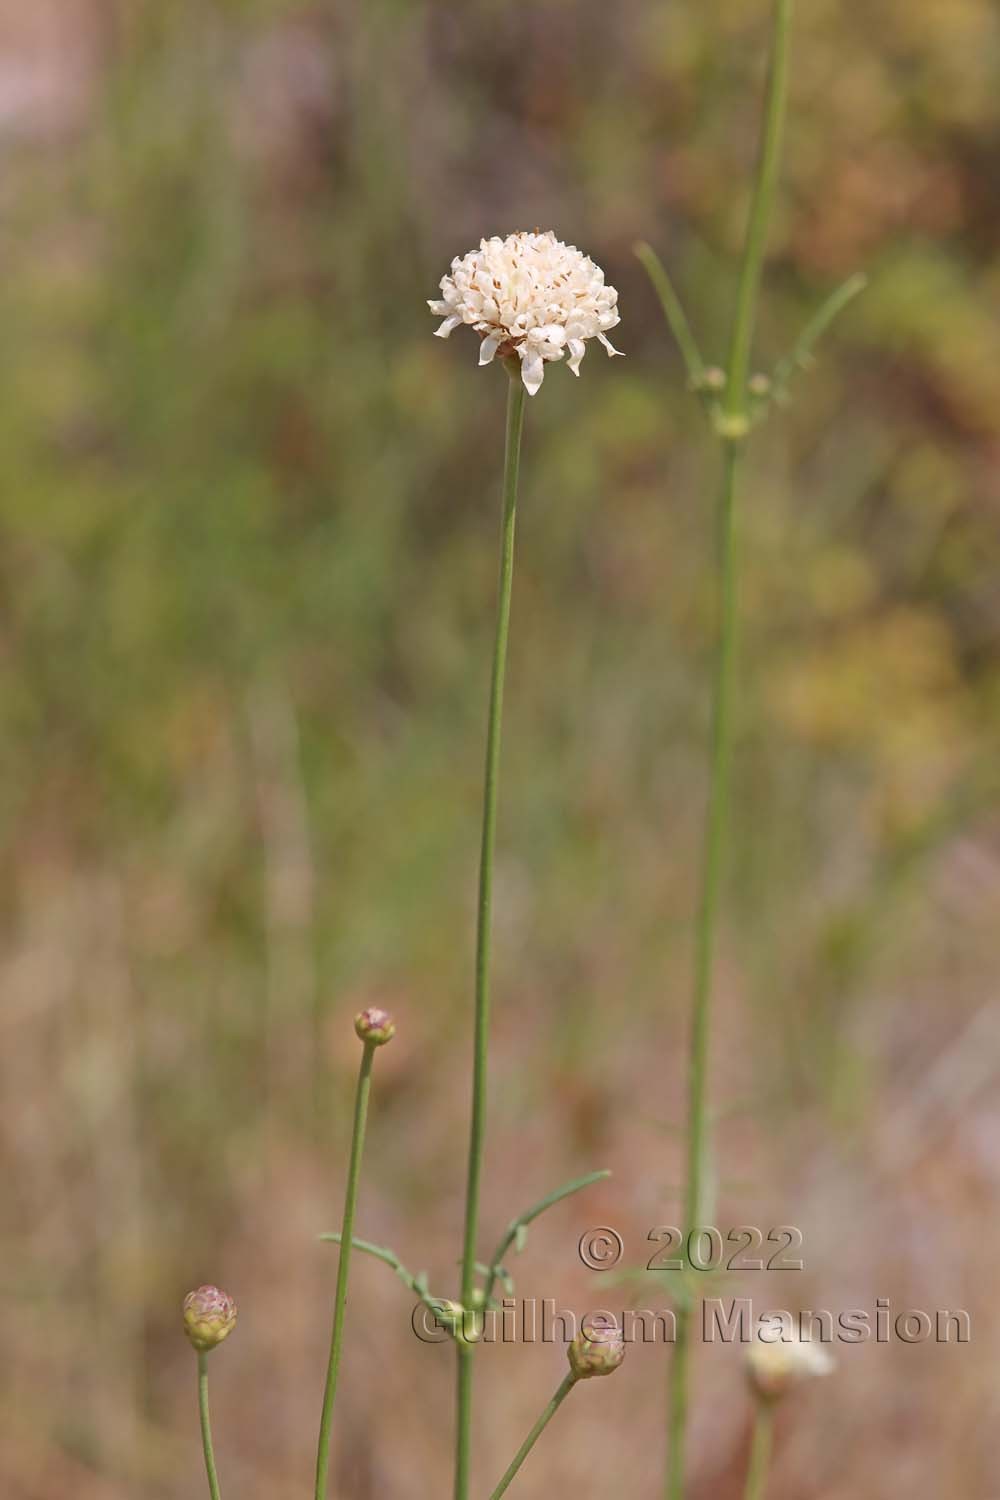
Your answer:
3;1;999;1496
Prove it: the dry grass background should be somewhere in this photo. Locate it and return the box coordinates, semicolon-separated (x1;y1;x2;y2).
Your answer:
2;1;1000;1496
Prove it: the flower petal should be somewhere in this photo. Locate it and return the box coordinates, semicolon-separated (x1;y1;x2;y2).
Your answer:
434;316;461;340
536;323;567;349
520;350;545;396
478;334;501;366
566;339;586;376
427;300;449;315
598;332;624;357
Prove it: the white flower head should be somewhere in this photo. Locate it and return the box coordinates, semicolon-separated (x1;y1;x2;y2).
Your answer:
745;1329;835;1402
429;230;622;396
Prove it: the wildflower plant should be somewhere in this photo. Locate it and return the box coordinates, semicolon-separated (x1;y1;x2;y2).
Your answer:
743;1333;835;1500
182;1286;237;1500
314;228;620;1500
427;227;623;1500
313;1009;396;1500
637;0;857;1496
487;1322;627;1500
175;6;857;1496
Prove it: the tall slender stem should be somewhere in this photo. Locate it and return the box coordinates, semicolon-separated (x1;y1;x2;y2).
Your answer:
725;0;794;419
314;1040;376;1500
684;439;740;1230
197;1351;223;1500
455;370;526;1500
743;1404;774;1500
487;1373;577;1500
666;443;739;1500
455;1342;474;1500
665;4;793;1498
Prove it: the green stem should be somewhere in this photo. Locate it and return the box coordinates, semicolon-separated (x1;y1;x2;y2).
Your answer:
455;1342;474;1499
314;1040;377;1500
685;439;739;1229
743;1404;774;1500
487;1373;577;1500
666;444;740;1500
455;370;526;1500
196;1351;223;1500
666;5;793;1499
724;0;794;419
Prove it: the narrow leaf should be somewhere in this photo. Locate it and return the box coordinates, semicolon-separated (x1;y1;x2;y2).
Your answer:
482;1169;611;1304
635;241;706;385
771;271;867;403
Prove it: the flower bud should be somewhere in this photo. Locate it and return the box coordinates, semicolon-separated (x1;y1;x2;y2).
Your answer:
713;410;751;442
748;372;772;399
699;366;727;393
354;1007;396;1046
433;1298;465;1329
745;1333;834;1402
183;1285;237;1352
431;1299;482;1346
568;1321;626;1380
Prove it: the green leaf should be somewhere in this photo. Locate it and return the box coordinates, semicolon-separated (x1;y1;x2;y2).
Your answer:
635;241;706;386
318;1232;401;1271
319;1232;441;1312
770;272;867;405
482;1168;611;1305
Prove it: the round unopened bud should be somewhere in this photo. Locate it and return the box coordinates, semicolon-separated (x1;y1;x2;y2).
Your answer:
354;1007;396;1046
183;1285;237;1352
433;1298;465;1329
748;372;772;398
432;1299;481;1346
745;1334;834;1402
568;1321;626;1380
713;410;751;442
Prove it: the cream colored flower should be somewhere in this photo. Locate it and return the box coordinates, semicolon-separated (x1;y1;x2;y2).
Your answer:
429;230;622;395
745;1330;834;1401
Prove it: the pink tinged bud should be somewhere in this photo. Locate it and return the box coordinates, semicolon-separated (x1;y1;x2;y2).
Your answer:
183;1285;237;1352
354;1007;396;1046
568;1322;626;1380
